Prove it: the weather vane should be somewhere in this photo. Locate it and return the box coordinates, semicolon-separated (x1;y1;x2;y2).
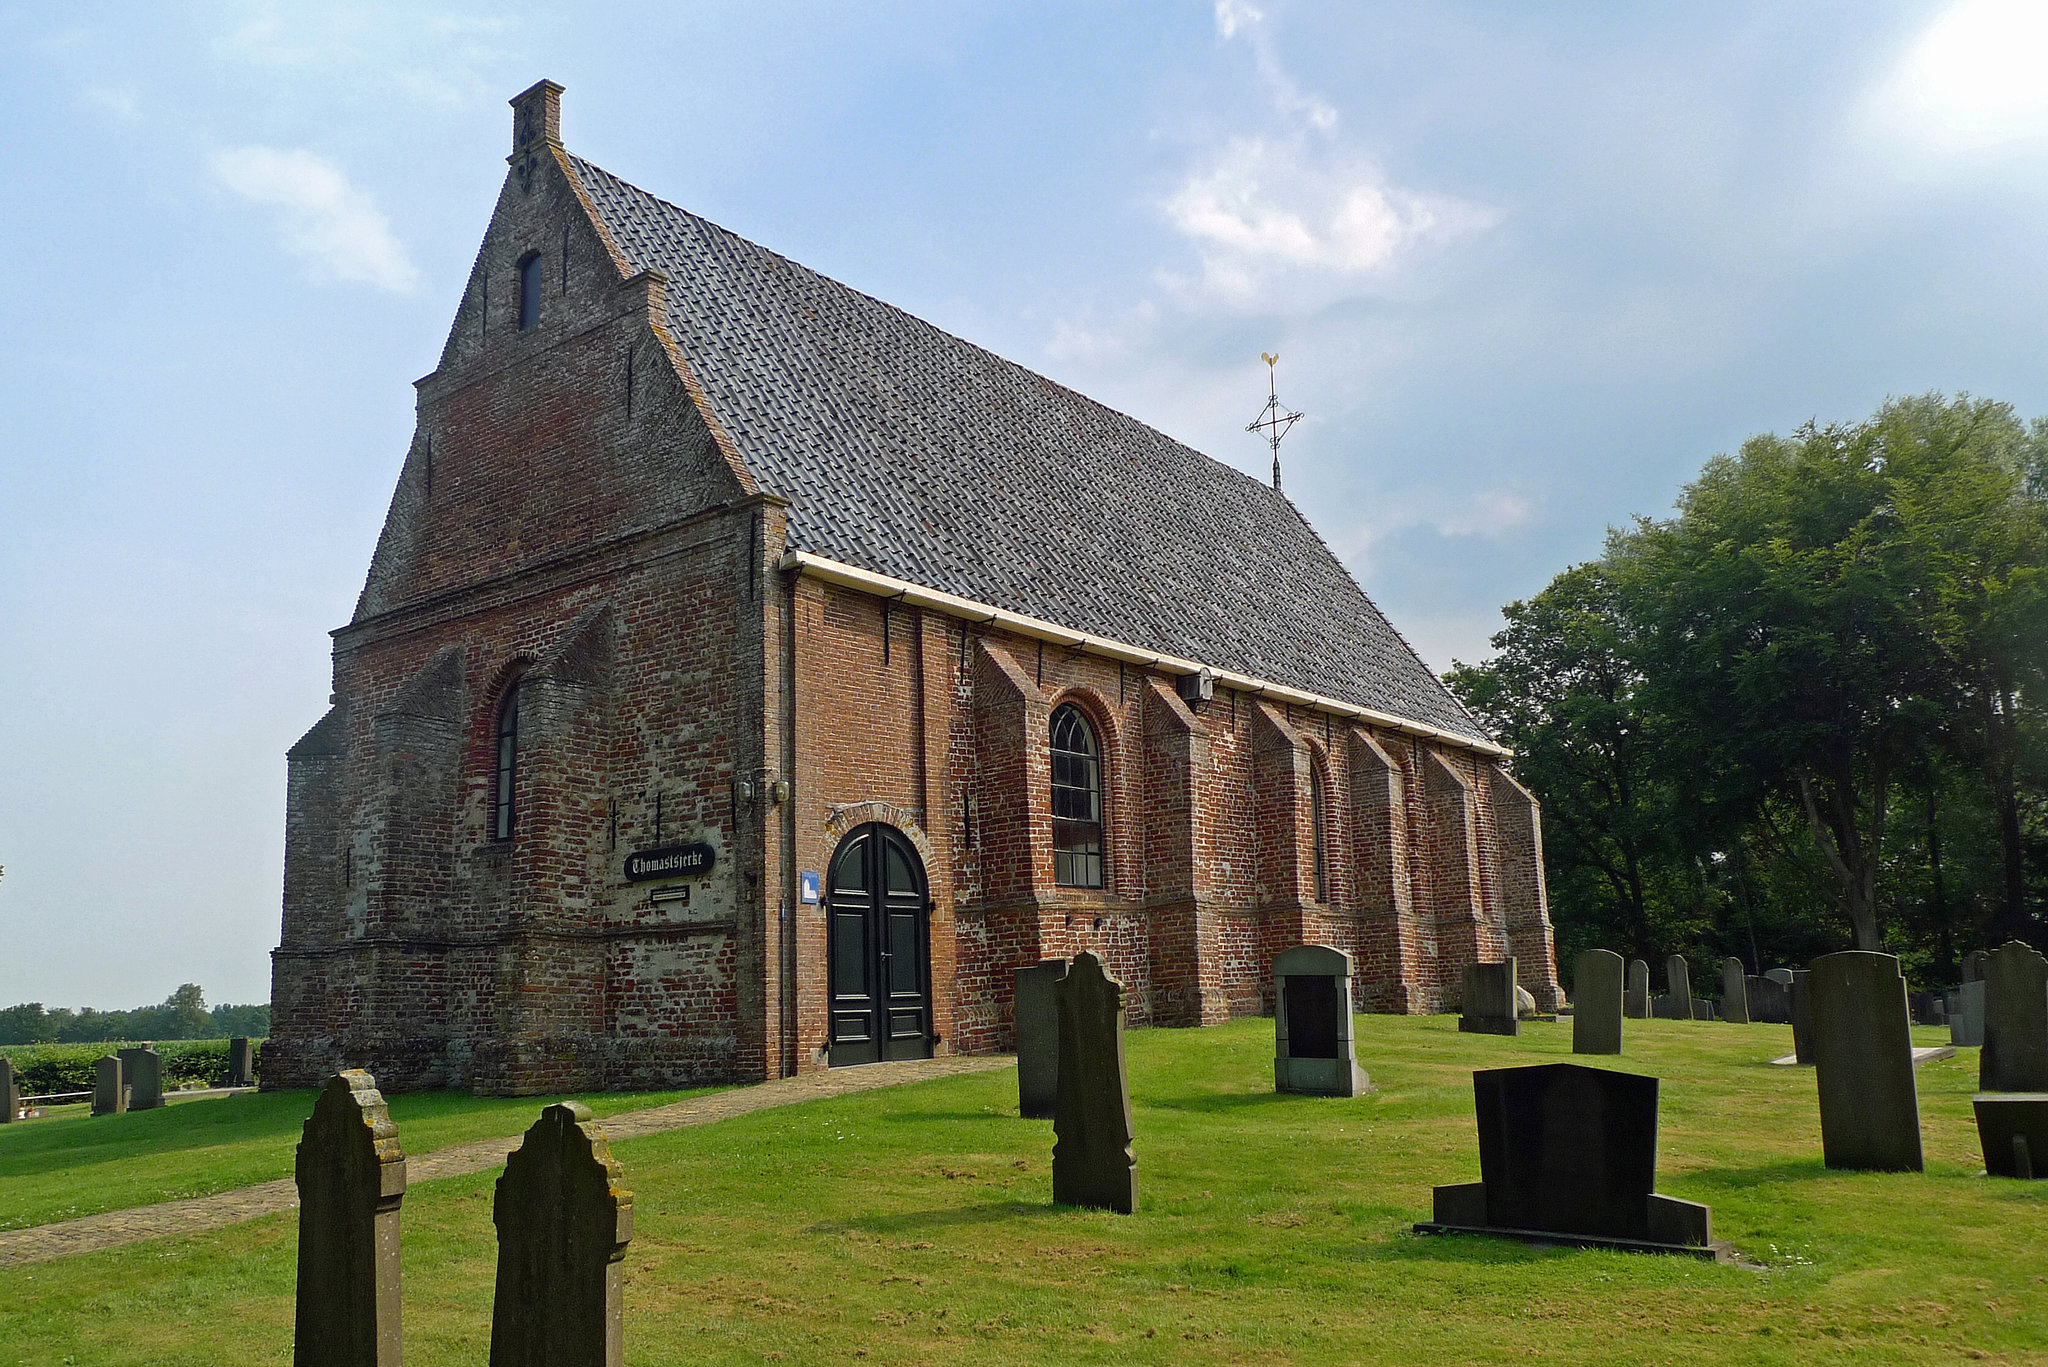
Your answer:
1246;352;1303;491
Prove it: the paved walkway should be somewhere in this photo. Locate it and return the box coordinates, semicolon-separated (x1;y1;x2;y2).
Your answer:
0;1053;1011;1268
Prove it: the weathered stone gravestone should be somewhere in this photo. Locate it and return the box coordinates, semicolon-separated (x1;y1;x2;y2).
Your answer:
229;1037;256;1089
1747;975;1791;1024
1416;1063;1730;1260
1765;967;1794;987
1014;961;1063;1120
1665;956;1693;1021
490;1102;633;1367
1052;952;1137;1214
1964;949;1990;982
1459;959;1519;1037
1691;1000;1717;1022
1810;951;1922;1172
1573;950;1624;1056
118;1046;164;1110
1973;1094;2048;1179
1980;941;2048;1094
92;1056;125;1116
1791;970;1815;1064
1624;959;1650;1020
1273;944;1371;1096
0;1057;17;1124
295;1070;406;1367
1719;959;1750;1025
1952;980;1987;1048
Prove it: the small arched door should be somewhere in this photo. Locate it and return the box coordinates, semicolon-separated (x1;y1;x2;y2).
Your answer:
827;823;934;1066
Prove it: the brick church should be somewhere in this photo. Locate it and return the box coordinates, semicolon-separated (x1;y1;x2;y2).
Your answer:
266;82;1561;1094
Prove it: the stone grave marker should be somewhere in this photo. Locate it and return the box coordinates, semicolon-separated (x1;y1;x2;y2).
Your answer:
1459;959;1519;1037
1810;951;1922;1172
93;1056;125;1116
1952;980;1987;1048
1964;949;1990;982
295;1070;406;1366
1791;970;1815;1064
490;1101;633;1367
1273;944;1371;1096
1014;960;1063;1120
1416;1062;1730;1260
1765;967;1794;987
1052;951;1137;1214
1746;975;1791;1024
1573;950;1624;1056
1691;1000;1717;1022
1665;956;1693;1021
0;1057;17;1123
229;1037;256;1088
1980;940;2048;1094
1624;959;1650;1020
1973;1094;2048;1179
118;1046;164;1110
1720;959;1750;1024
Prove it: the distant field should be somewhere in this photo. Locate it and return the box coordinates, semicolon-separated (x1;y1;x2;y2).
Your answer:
1;1014;2040;1365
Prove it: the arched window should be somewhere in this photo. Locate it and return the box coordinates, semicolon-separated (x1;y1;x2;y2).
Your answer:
493;677;521;841
517;252;542;330
1050;704;1104;888
1310;762;1329;903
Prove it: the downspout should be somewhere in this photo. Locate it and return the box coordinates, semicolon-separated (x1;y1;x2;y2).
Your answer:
779;565;800;1076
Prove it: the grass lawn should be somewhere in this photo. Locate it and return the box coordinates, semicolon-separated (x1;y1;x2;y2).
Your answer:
1;1014;2043;1365
0;1086;711;1231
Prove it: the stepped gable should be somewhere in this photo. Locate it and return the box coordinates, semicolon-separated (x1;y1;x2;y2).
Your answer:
569;155;1490;745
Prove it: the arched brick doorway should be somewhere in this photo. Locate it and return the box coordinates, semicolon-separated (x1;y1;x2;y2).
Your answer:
826;822;934;1065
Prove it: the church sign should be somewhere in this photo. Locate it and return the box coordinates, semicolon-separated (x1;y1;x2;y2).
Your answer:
625;842;716;883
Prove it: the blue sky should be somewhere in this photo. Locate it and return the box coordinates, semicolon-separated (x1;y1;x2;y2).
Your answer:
5;0;2048;1007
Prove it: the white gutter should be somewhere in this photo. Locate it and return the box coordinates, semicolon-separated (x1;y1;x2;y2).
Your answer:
778;550;1511;759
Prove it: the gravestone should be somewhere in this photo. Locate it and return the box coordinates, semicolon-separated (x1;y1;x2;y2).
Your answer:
118;1046;163;1110
1624;959;1650;1020
1747;975;1791;1024
1665;956;1693;1021
1810;951;1922;1172
1980;941;2048;1093
490;1101;633;1367
295;1070;406;1366
0;1057;17;1123
1765;968;1794;987
1459;959;1519;1037
93;1056;125;1116
229;1037;256;1088
1014;961;1063;1119
1052;952;1137;1213
1973;1094;2048;1179
1964;949;1990;983
1720;959;1750;1025
1572;950;1624;1056
1791;970;1815;1064
1272;944;1371;1096
1692;1000;1717;1022
1416;1063;1730;1260
1952;980;1987;1047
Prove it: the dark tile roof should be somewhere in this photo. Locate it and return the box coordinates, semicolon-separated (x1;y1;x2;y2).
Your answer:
570;155;1491;745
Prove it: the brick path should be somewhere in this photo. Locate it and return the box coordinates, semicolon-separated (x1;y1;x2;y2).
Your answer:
0;1054;1011;1268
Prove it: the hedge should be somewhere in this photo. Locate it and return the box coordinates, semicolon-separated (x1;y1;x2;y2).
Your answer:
1;1038;264;1096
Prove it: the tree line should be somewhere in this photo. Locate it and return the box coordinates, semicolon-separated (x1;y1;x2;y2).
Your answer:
1447;394;2048;989
0;983;269;1044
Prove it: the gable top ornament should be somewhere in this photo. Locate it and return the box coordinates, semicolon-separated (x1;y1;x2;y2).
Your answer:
1246;352;1304;491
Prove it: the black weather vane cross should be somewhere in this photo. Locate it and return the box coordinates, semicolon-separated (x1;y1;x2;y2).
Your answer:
1246;352;1303;491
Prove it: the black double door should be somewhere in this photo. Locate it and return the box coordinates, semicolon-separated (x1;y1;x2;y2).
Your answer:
827;823;934;1065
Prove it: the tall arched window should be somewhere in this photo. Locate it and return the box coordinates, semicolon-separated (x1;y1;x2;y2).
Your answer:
493;677;522;841
517;252;542;330
1051;704;1104;888
1310;762;1329;903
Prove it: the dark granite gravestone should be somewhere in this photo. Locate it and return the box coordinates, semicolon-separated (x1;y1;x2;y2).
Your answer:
1625;959;1650;1020
1691;1000;1717;1022
1573;950;1624;1055
1052;952;1137;1213
0;1057;16;1124
295;1070;406;1367
1810;951;1923;1172
1964;950;1990;982
1014;960;1063;1120
1459;959;1519;1037
1720;959;1750;1024
1747;975;1791;1024
1665;956;1693;1021
229;1037;256;1089
1952;980;1987;1047
1765;968;1794;987
92;1056;125;1116
1273;944;1371;1096
490;1102;633;1367
1973;1094;2048;1179
1791;970;1815;1064
1416;1063;1731;1260
118;1046;163;1110
1980;941;2048;1094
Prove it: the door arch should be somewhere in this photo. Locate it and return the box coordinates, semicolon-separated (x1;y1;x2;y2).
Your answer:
826;822;934;1065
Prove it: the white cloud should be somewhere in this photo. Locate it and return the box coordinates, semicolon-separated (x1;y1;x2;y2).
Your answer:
1335;487;1538;574
1214;0;1336;130
1873;0;2048;148
211;147;418;292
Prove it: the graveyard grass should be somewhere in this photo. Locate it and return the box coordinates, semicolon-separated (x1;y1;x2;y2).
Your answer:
2;1016;2042;1365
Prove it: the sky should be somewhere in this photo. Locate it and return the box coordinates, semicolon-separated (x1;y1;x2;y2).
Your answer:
5;0;2048;1008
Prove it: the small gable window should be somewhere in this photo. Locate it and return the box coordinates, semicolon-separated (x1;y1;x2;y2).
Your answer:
1310;762;1329;903
517;252;542;330
1051;704;1104;889
493;677;522;841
